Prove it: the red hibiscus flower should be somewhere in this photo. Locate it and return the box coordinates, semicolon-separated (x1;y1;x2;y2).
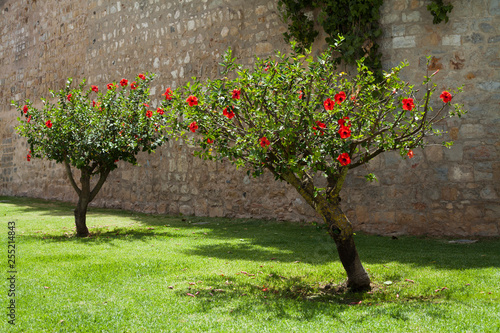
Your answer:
146;110;153;118
313;120;326;135
186;95;198;107
23;105;28;113
407;150;414;159
259;136;271;148
156;108;164;115
402;98;414;111
207;138;213;144
92;100;96;107
223;107;235;119
189;121;198;133
339;126;351;139
91;85;98;93
120;78;128;87
164;87;173;100
298;90;304;99
27;115;31;123
338;116;351;128
138;73;146;80
232;89;241;100
107;83;116;90
67;93;72;101
440;91;452;103
130;81;138;90
45;120;52;128
324;98;335;111
315;121;326;129
143;103;149;107
27;153;31;162
335;91;346;104
351;95;356;101
337;152;351;166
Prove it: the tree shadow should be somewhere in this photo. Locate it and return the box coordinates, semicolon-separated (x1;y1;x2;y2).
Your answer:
3;196;499;269
169;273;448;321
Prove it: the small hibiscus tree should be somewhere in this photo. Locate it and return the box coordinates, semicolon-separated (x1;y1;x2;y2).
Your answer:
164;45;464;291
14;74;168;237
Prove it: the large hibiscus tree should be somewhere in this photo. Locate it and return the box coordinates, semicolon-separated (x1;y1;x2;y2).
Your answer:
164;44;464;290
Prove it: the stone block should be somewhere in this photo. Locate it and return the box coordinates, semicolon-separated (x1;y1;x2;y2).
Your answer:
441;187;460;201
478;81;500;91
255;42;273;55
471;223;499;237
460;124;485;139
464;145;496;161
179;205;193;216
490;0;500;15
442;35;461;46
480;186;498;200
488;36;500;43
444;143;463;162
402;11;421;23
449;165;474;182
392;36;416;49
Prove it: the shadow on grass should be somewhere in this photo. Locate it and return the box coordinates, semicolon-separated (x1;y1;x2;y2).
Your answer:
170;274;446;321
3;196;500;269
25;228;186;245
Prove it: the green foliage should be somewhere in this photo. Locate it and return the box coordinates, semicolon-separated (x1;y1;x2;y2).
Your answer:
427;0;454;24
277;0;384;76
14;74;167;173
164;47;464;199
1;196;499;332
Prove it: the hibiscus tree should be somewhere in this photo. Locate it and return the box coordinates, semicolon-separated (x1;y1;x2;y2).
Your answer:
14;74;168;237
164;45;464;290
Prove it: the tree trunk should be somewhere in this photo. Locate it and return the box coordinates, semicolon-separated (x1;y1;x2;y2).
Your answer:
74;197;90;237
278;169;371;291
64;160;111;238
319;201;371;291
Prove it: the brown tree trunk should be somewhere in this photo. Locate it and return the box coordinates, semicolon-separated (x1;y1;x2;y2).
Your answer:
74;197;90;237
319;201;371;291
64;162;110;238
74;167;92;237
279;169;371;291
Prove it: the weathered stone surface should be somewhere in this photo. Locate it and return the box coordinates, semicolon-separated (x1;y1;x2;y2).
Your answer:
0;0;498;238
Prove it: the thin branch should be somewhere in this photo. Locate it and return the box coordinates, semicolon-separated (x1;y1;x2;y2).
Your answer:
89;167;111;202
64;157;81;196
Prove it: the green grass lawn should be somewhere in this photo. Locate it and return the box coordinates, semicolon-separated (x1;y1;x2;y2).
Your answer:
1;196;499;332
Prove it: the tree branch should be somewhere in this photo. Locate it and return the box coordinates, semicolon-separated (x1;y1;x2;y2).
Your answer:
89;167;111;202
64;157;81;196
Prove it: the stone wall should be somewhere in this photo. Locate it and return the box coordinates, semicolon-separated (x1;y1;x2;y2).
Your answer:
1;0;498;237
